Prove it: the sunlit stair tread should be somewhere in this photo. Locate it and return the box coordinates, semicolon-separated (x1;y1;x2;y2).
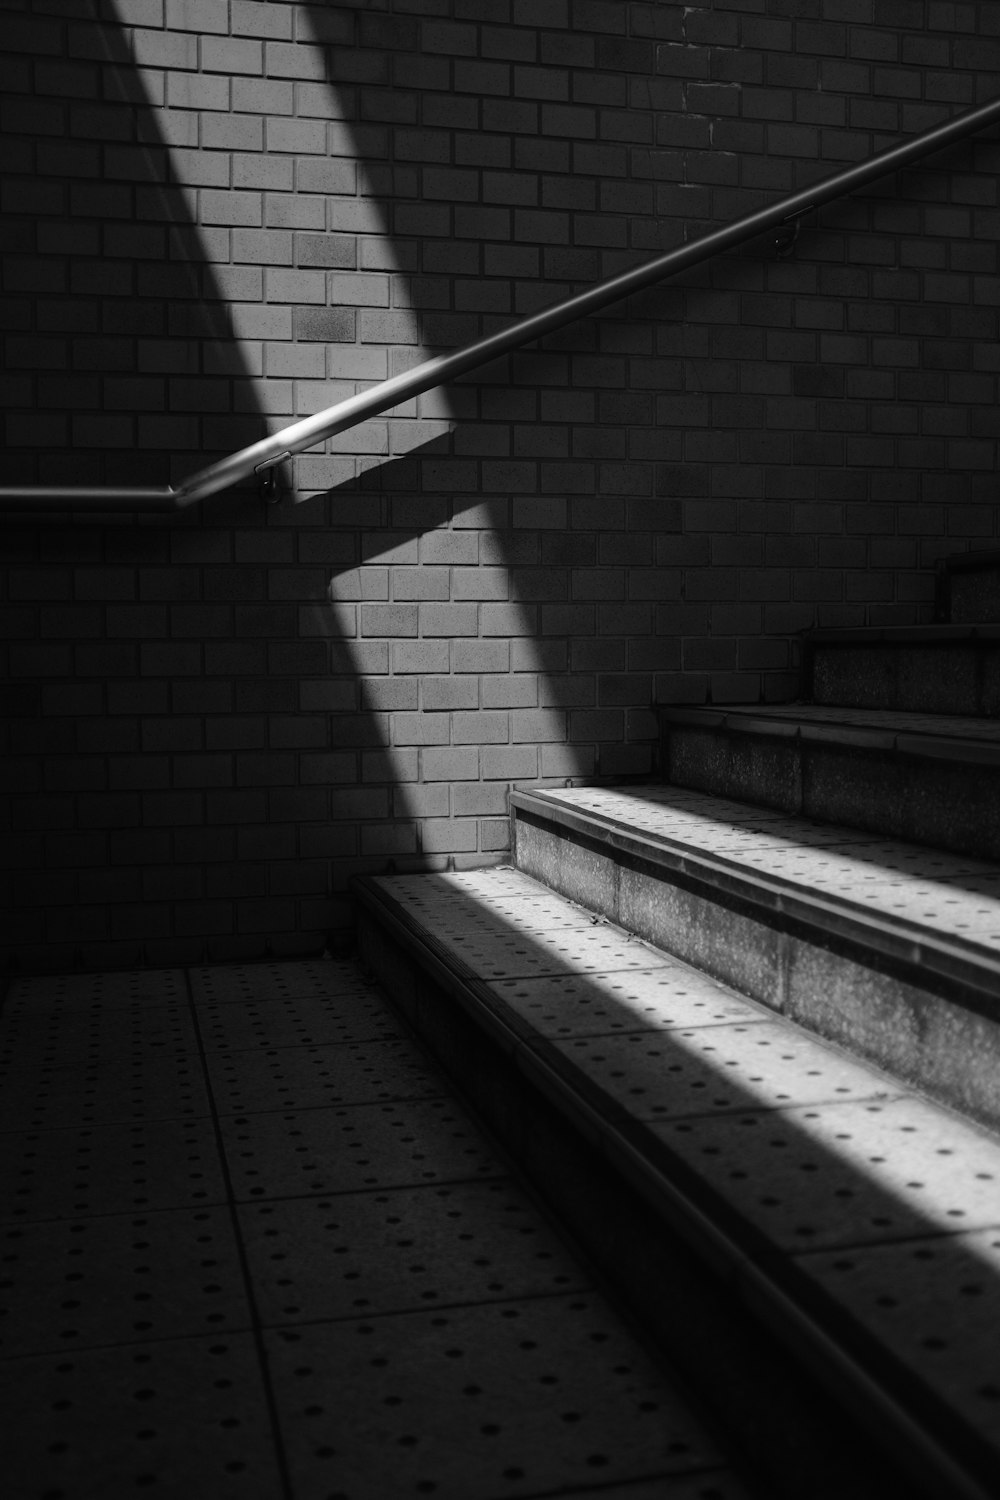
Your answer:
513;784;1000;970
355;864;1000;1500
508;785;1000;1132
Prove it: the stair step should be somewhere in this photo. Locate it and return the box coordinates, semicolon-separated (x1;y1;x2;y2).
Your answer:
356;864;1000;1500
509;784;1000;1130
804;624;1000;715
937;548;1000;626
660;704;1000;860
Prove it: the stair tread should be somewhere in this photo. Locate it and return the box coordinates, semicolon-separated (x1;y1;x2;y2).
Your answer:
360;865;1000;1489
516;784;1000;979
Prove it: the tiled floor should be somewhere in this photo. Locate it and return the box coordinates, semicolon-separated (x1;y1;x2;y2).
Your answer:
0;958;751;1500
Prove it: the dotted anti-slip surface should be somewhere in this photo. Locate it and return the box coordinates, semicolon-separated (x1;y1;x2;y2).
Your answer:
803;1229;1000;1448
536;784;1000;951
369;865;1000;1473
656;1097;1000;1251
0;1206;250;1359
487;967;758;1039
266;1296;737;1500
220;1098;503;1202
0;958;748;1500
0;997;209;1133
551;1022;893;1121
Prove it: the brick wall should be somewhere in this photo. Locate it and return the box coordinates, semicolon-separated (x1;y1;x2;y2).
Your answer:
3;0;1000;971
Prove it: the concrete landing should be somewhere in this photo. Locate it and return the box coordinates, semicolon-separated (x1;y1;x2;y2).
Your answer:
0;958;751;1500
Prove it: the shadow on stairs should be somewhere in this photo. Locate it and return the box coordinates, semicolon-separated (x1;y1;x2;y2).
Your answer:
356;550;1000;1500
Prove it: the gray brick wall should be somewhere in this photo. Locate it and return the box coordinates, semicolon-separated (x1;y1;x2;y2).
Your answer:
3;0;1000;969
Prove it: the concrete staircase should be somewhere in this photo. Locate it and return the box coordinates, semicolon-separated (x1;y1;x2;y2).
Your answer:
355;552;1000;1500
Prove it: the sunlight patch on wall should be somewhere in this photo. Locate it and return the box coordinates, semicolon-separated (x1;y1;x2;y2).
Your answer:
113;0;456;488
114;0;600;871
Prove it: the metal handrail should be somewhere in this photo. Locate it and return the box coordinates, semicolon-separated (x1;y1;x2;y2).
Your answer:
5;93;1000;512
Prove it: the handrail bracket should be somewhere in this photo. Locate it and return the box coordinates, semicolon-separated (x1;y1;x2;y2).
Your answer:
774;205;813;259
254;451;292;504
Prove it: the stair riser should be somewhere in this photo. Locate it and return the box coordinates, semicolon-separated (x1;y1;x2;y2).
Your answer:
511;811;1000;1131
665;726;1000;862
809;644;1000;714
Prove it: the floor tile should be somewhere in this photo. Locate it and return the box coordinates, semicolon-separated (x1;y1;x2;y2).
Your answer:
189;959;371;1005
197;987;404;1052
265;1294;729;1500
220;1098;504;1202
0;1001;198;1074
239;1179;587;1326
0;1047;210;1131
0;1332;282;1500
205;1037;447;1115
3;969;186;1014
0;1206;251;1356
0;1117;226;1222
